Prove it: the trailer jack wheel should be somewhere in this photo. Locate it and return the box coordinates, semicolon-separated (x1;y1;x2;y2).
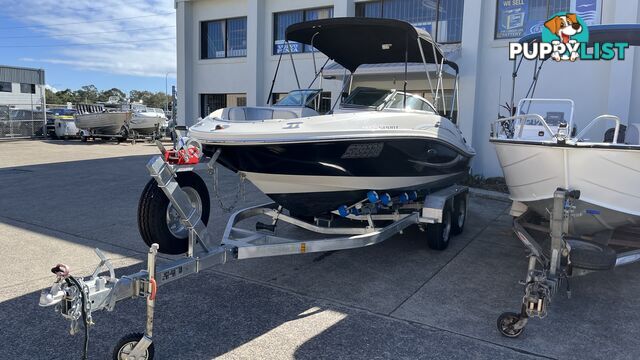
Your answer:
112;333;155;360
497;312;526;338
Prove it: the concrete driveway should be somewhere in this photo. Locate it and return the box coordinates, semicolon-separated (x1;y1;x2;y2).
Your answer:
0;140;638;359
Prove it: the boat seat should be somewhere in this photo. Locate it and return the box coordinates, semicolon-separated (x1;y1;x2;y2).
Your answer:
624;123;640;145
271;109;300;120
603;124;626;143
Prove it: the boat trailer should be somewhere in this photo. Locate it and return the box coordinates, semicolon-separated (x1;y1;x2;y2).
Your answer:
39;141;469;359
497;188;640;337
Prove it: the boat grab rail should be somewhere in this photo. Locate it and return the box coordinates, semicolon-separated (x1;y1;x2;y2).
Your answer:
491;114;555;140
573;114;622;144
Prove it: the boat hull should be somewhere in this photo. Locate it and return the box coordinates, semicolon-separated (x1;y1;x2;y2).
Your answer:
74;112;131;135
491;140;640;234
129;114;165;135
206;137;471;216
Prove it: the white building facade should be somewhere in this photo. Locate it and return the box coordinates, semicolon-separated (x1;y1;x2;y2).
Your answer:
176;0;640;176
0;65;46;109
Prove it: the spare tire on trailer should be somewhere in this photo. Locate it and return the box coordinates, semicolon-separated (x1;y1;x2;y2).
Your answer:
138;172;210;255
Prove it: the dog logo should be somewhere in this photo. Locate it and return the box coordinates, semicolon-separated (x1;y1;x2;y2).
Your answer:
542;12;588;61
509;12;628;62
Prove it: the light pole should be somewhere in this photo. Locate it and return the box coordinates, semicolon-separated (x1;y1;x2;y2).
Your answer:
165;72;174;113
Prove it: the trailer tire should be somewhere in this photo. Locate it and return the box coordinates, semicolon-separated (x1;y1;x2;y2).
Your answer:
112;332;155;360
451;195;467;235
566;239;617;271
426;204;452;250
138;172;210;255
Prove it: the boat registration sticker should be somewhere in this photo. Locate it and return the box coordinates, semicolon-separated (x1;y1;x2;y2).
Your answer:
341;143;384;159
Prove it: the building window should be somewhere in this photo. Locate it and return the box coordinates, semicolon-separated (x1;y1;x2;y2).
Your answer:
20;83;36;94
273;7;334;54
227;18;248;57
200;93;247;117
201;17;247;59
495;0;600;39
355;0;464;43
0;81;11;92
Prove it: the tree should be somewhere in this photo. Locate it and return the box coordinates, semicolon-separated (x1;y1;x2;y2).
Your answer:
45;88;59;105
45;85;171;109
130;90;171;109
75;85;99;103
99;88;126;102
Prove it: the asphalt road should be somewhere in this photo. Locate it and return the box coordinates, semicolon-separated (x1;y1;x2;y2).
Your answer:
0;140;639;359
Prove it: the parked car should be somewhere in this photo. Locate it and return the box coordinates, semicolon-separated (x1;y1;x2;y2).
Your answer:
46;108;76;139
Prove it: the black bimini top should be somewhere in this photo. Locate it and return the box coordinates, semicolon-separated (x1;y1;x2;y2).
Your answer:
518;24;640;47
286;17;457;73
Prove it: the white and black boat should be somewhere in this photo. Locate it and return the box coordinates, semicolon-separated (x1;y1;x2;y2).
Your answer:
189;17;474;216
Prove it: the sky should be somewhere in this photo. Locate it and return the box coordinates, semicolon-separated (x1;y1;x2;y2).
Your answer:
0;0;176;93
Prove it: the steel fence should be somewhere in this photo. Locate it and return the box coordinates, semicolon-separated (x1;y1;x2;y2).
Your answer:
0;103;47;139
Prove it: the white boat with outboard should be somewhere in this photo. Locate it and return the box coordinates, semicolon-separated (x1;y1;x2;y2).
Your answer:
189;17;475;217
129;105;168;136
491;24;640;236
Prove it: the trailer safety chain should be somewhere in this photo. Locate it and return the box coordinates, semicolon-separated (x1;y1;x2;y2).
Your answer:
66;275;91;360
210;164;246;213
50;264;91;360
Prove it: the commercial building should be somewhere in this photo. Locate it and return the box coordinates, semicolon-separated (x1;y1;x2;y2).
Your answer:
0;65;46;109
0;65;46;138
176;0;640;176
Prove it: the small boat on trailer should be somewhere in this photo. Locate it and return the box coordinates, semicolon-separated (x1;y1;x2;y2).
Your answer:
75;103;132;142
490;24;640;337
38;18;473;359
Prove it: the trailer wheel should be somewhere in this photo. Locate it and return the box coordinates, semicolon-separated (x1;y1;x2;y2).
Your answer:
426;204;452;250
451;195;467;235
497;312;525;338
138;172;210;255
112;333;154;360
80;135;88;142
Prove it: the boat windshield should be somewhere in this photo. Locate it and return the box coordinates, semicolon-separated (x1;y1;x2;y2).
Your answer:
342;87;391;108
276;89;321;107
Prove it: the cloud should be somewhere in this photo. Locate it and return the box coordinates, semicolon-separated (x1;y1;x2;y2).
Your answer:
45;84;58;92
6;0;176;78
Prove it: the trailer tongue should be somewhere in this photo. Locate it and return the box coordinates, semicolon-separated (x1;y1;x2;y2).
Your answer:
38;140;469;359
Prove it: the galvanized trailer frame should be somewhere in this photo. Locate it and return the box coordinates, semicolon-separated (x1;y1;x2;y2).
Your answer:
39;150;469;359
497;188;640;338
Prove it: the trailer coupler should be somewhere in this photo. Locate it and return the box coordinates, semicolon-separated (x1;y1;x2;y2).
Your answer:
39;245;161;359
